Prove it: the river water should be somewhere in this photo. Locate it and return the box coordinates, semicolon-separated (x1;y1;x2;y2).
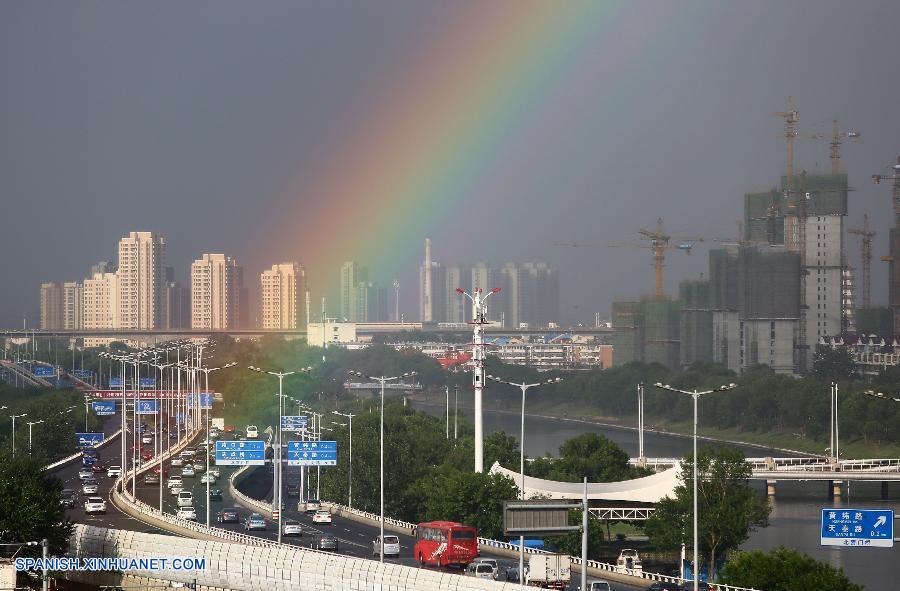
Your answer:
412;401;899;589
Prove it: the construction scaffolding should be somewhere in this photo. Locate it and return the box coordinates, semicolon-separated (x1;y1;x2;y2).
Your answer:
679;279;712;368
611;301;643;366
642;299;681;370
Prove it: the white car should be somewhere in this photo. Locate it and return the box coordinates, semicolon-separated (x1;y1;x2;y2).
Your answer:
171;457;184;467
81;479;99;495
200;473;216;484
84;496;106;514
167;476;183;488
373;535;400;557
207;468;220;479
246;425;258;438
170;485;184;496
475;558;499;572
312;510;332;524
177;491;194;507
106;465;121;478
141;434;153;444
78;469;93;480
282;519;302;536
466;562;496;580
177;506;197;521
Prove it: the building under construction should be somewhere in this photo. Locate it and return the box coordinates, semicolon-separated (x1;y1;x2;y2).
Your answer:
680;279;712;368
610;297;681;370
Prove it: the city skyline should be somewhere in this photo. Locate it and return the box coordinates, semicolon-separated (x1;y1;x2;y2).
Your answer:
2;2;900;329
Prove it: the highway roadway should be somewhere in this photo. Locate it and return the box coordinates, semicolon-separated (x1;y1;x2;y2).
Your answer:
51;424;647;591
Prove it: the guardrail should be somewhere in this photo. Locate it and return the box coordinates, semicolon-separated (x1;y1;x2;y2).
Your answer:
43;428;123;472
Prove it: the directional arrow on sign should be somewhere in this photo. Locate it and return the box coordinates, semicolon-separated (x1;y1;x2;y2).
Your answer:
875;516;887;529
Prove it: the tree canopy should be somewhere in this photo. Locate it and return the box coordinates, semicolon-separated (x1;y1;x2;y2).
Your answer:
0;456;73;556
720;547;863;591
644;447;770;581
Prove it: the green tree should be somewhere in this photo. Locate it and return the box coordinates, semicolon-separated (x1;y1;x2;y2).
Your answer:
545;509;605;558
484;431;519;470
812;345;857;382
720;547;862;591
528;433;634;483
407;468;518;539
644;447;769;581
0;456;73;556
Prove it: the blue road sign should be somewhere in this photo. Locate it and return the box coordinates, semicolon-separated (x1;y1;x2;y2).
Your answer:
76;433;105;448
74;369;92;379
280;415;308;432
136;400;158;415
215;440;265;466
186;393;214;409
139;377;156;389
34;366;55;377
91;401;116;416
287;440;337;466
109;377;123;388
821;508;894;547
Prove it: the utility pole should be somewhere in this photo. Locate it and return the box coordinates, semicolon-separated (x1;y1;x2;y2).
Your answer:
457;287;501;473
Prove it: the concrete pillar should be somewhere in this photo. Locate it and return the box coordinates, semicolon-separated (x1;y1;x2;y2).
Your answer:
881;481;889;500
766;480;777;496
832;480;843;498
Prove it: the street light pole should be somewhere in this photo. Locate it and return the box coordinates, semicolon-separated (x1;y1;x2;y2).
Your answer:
248;365;313;543
486;374;562;586
10;413;27;458
332;412;355;507
348;369;416;562
456;287;501;473
27;420;44;455
654;382;737;591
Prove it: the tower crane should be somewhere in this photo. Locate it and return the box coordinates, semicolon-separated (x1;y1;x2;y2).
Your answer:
774;97;800;192
803;119;860;175
848;214;876;309
555;218;702;299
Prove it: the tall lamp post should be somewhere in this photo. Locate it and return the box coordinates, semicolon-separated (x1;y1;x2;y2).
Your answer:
332;410;355;507
654;382;737;591
149;359;174;514
192;362;235;527
27;420;44;455
486;374;562;586
348;369;416;562
10;413;27;457
248;364;313;543
456;287;501;473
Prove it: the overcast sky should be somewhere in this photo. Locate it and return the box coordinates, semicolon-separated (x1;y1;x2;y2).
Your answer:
2;1;899;328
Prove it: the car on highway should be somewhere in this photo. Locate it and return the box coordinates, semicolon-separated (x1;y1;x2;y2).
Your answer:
170;485;184;495
82;454;98;466
84;496;107;514
282;519;302;537
180;448;196;459
209;489;223;501
677;583;710;591
302;499;321;514
144;473;160;485
207;468;220;479
217;508;240;523
60;489;77;508
465;562;497;580
177;506;197;521
78;468;93;480
181;466;196;478
246;425;258;438
192;461;205;472
177;491;194;507
90;462;107;474
372;535;400;558
315;535;338;552
587;581;613;591
312;510;332;524
475;558;499;571
171;457;184;466
81;478;99;495
285;483;299;498
646;583;680;591
167;476;183;488
141;434;153;444
106;465;121;478
244;513;266;531
200;473;216;484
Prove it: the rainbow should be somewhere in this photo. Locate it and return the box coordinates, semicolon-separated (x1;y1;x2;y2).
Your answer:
270;1;678;307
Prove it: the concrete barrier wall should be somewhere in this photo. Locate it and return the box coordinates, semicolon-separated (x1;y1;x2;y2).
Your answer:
65;524;522;591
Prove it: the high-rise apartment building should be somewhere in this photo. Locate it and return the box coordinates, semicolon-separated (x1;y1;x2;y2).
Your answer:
117;231;167;329
261;262;306;329
445;265;471;323
340;262;367;322
191;254;243;330
83;272;120;330
40;282;63;329
354;282;389;322
62;282;83;330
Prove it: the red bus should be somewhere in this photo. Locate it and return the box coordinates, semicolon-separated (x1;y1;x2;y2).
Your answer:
414;521;478;568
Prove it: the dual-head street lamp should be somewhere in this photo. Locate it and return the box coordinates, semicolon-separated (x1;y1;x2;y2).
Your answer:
348;369;416;563
332;410;356;508
485;374;562;587
248;364;314;544
654;382;737;591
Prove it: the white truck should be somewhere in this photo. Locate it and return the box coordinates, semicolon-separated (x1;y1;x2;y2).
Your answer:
527;554;571;589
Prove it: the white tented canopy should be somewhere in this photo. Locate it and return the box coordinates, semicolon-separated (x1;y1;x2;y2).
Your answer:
489;461;680;503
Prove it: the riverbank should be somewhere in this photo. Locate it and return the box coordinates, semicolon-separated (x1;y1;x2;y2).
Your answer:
409;393;900;459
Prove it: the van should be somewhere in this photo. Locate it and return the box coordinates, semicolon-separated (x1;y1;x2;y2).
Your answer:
177;491;194;507
246;425;258;438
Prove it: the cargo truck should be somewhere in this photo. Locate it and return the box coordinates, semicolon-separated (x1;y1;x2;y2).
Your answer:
527;554;571;589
